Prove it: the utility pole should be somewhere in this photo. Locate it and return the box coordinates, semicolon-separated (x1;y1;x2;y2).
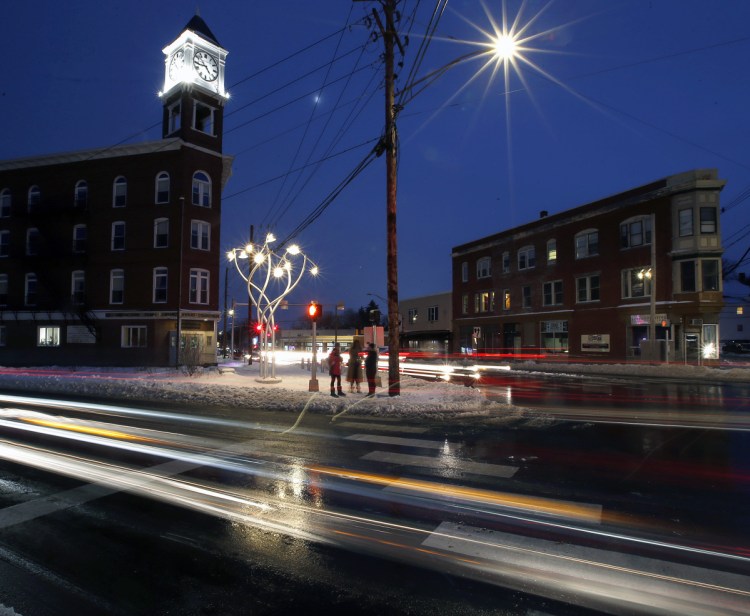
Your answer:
248;225;254;364
370;0;404;396
222;266;228;358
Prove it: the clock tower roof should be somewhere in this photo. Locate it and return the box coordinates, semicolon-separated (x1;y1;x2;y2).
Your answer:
182;14;220;47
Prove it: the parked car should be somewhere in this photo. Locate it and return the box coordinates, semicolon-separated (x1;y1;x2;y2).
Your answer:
721;339;750;354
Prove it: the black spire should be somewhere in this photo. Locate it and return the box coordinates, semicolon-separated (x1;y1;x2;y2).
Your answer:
183;14;220;47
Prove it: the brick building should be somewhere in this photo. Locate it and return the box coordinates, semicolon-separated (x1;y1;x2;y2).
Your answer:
0;15;232;367
452;169;725;362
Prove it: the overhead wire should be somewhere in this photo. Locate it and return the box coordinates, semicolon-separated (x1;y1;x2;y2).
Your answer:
262;4;356;227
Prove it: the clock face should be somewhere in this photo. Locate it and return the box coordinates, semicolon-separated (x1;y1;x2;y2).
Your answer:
193;51;218;82
168;50;184;80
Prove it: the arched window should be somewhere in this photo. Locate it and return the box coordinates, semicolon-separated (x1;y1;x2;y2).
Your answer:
113;176;127;207
620;216;651;249
74;180;88;208
155;172;170;204
192;171;211;207
28;185;40;212
0;188;11;217
575;229;599;259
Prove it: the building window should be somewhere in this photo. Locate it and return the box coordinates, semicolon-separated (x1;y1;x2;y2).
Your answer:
543;280;563;306
194;102;215;135
680;261;696;292
0;188;10;217
38;326;61;347
71;271;85;304
122;325;147;348
522;285;531;308
0;325;5;346
576;275;600;302
0;273;8;306
408;308;418;324
474;291;494;313
575;230;598;259
476;256;491;279
502;251;510;273
113;176;127;207
679;208;693;236
155;172;170;204
25;273;37;306
461;294;468;314
702;259;720;291
153;267;168;303
700;207;717;234
191;220;210;250
154;218;169;248
622;267;652;298
461;262;468;282
73;224;87;253
428;306;438;322
503;289;511;310
189;269;209;304
518;245;536;270
112;222;125;250
74;180;88;208
192;171;211;207
26;228;39;256
620;216;651;248
546;239;556;264
0;230;8;257
168;102;181;134
110;269;124;304
28;186;40;212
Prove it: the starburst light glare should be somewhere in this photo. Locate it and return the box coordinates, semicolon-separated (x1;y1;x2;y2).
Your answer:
254;252;265;265
287;245;300;255
310;266;319;276
493;33;517;61
266;233;276;243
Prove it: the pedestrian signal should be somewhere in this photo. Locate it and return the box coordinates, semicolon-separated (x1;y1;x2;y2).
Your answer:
307;301;322;322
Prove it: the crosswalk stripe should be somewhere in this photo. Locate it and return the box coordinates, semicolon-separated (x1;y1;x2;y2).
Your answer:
362;451;518;477
344;434;447;449
337;421;428;433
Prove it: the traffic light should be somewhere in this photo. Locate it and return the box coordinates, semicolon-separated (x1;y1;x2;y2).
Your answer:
307;301;322;322
255;321;264;334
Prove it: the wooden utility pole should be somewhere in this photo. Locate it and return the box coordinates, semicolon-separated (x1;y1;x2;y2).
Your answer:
370;0;403;396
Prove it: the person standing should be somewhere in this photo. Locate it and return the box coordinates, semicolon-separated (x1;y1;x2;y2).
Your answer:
328;344;345;398
346;339;363;393
364;343;378;397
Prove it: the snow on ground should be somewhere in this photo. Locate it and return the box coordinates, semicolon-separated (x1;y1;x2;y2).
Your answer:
0;352;746;419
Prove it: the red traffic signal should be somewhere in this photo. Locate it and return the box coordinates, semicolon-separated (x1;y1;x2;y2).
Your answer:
307;301;322;322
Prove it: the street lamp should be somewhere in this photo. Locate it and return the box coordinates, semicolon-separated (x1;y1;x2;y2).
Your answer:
228;235;318;382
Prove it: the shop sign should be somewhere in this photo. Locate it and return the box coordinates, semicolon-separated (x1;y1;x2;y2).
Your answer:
581;334;610;352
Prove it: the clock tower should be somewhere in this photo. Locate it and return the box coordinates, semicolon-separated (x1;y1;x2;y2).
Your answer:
160;15;228;152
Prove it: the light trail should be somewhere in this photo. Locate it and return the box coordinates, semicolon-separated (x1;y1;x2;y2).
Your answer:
3;438;748;616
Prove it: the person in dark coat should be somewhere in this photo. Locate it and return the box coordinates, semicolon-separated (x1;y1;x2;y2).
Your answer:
328;344;345;397
364;343;378;397
346;339;363;393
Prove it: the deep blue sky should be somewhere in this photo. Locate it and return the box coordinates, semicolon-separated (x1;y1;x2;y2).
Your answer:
3;1;750;322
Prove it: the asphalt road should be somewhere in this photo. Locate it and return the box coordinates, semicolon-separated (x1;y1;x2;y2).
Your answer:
1;379;749;615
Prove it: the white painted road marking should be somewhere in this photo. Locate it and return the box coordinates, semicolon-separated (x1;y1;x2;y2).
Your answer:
361;450;518;478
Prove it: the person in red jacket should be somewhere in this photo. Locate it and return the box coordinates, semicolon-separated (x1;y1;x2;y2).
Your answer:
328;343;345;398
